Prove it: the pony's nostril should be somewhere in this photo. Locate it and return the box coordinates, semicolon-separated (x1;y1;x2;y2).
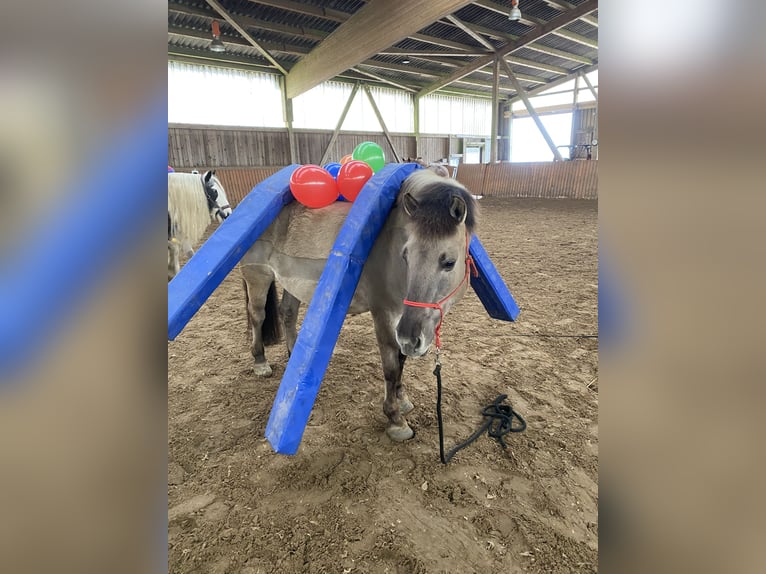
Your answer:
414;337;421;349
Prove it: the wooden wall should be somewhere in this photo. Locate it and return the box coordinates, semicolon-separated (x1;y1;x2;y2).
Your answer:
456;161;598;199
169;124;452;168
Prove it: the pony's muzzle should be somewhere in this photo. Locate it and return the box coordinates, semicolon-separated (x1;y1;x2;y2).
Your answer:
396;313;433;357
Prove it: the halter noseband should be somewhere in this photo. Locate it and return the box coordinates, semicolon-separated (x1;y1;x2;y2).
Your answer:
402;233;477;350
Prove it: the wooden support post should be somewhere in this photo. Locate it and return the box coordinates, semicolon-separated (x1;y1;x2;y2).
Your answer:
570;74;580;157
580;71;598;101
280;77;297;164
414;94;420;160
363;84;402;163
500;59;563;162
319;82;360;166
490;57;499;163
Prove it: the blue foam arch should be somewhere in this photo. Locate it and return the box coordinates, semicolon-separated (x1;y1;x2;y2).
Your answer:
167;165;298;340
469;235;520;321
265;163;420;454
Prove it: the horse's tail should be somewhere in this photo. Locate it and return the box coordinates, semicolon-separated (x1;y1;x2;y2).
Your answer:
262;280;282;346
244;277;282;346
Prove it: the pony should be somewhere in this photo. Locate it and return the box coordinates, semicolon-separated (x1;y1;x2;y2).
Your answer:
240;169;478;441
168;170;232;281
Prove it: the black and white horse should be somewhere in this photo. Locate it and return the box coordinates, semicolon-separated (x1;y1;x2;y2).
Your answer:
168;170;232;280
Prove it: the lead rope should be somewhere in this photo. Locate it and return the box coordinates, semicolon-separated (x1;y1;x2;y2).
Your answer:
434;347;527;464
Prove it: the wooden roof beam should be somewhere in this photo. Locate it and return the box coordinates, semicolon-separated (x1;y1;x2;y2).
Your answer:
525;43;594;65
506;56;569;75
506;63;598;104
444;14;496;50
551;29;598;49
285;0;473;98
581;15;599;27
352;68;418;93
417;0;598;97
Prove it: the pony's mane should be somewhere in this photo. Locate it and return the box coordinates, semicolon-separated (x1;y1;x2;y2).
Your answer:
168;173;211;245
399;169;478;238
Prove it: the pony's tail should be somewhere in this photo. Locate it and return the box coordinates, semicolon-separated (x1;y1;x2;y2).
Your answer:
245;278;282;346
262;280;282;346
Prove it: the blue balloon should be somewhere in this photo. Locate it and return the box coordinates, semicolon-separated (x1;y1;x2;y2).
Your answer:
323;162;342;179
337;194;349;202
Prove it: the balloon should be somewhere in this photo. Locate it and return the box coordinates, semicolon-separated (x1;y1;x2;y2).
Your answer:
337;161;373;202
323;162;342;178
340;154;353;165
352;141;385;173
168;165;175;173
289;165;338;208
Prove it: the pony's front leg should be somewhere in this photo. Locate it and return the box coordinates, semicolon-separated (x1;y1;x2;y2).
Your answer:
372;312;414;441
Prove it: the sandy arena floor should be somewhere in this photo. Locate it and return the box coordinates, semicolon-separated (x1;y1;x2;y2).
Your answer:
168;197;598;573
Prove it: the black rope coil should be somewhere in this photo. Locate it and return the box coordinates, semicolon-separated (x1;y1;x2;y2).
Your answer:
435;363;526;464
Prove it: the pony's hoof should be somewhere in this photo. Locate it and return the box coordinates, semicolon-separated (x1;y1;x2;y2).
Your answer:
386;422;414;442
253;363;273;377
398;397;415;415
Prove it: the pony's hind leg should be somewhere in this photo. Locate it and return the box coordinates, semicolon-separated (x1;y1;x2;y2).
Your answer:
241;264;281;377
372;311;413;441
279;290;300;357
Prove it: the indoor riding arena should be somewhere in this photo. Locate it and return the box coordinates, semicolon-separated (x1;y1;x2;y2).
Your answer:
168;1;598;572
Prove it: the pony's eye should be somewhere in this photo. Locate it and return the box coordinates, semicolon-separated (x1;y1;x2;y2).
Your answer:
442;260;456;271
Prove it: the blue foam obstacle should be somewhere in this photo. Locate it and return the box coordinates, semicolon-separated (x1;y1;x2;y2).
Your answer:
469;235;520;321
168;165;299;340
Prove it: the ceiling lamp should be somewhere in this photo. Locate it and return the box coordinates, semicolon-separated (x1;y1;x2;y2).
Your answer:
210;20;225;53
508;0;522;21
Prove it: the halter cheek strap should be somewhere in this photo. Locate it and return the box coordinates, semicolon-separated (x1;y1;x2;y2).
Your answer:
402;233;477;350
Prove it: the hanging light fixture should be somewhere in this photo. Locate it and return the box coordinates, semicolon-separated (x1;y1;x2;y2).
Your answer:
210;20;225;53
508;0;522;21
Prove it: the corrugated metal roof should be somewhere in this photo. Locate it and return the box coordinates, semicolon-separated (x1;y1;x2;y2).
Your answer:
167;0;598;97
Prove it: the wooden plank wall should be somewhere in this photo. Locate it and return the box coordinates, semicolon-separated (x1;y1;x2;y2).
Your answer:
169;125;449;168
456;161;598;199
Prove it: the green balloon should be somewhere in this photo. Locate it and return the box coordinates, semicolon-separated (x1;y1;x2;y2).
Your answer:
352;141;385;173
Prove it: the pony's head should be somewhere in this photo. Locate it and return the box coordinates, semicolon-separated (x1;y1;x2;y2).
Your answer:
202;170;232;221
395;170;478;357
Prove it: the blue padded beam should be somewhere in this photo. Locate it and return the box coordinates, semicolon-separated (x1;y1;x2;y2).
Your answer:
168;165;299;340
469;235;520;322
265;163;420;454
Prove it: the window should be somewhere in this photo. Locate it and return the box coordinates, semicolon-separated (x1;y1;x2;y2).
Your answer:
168;62;283;127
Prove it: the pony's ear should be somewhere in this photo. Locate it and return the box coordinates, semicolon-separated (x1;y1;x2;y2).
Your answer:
204;171;213;183
401;192;419;216
449;194;467;224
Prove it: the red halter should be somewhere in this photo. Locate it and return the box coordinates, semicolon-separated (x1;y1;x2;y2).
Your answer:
402;233;477;350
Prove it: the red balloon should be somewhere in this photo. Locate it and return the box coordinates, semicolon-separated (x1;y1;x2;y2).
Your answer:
337;161;373;202
289;165;339;208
